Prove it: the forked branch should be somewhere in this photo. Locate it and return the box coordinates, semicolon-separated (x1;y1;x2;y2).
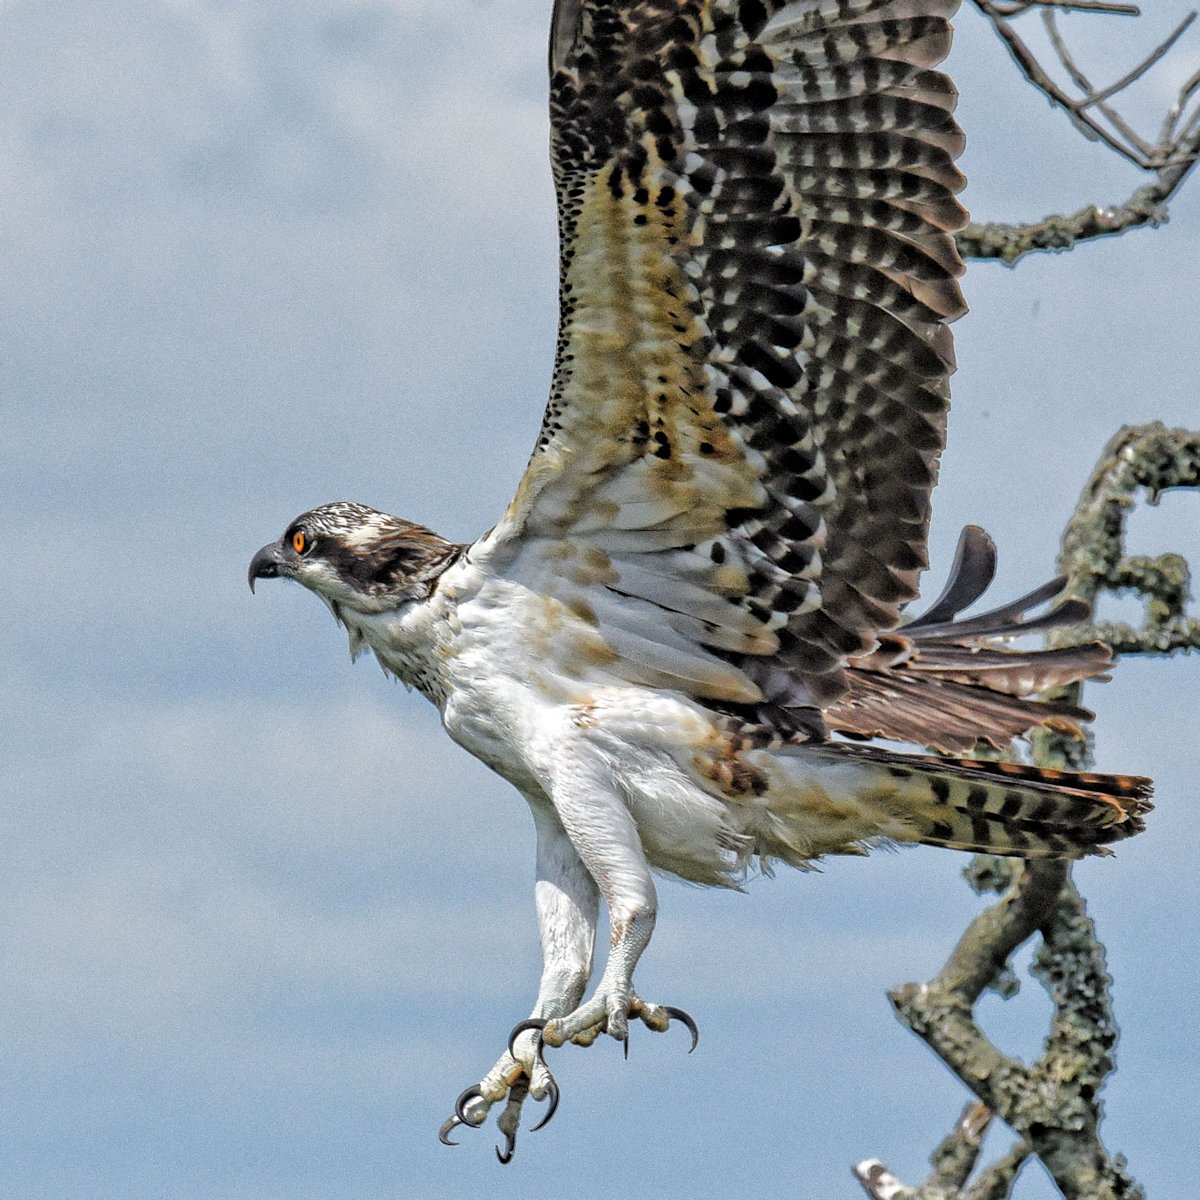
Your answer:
958;3;1200;263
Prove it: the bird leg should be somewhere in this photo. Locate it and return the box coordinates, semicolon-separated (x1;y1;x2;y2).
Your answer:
438;808;596;1161
534;908;699;1051
536;739;700;1053
438;744;699;1159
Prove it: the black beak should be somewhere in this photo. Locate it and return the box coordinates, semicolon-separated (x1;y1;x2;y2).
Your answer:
248;543;284;593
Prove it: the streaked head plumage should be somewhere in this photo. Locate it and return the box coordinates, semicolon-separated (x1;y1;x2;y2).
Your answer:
249;501;461;613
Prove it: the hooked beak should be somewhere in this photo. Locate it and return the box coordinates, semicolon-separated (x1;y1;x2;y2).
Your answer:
248;542;285;593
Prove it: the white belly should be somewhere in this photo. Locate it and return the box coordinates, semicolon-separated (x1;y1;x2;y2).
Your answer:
443;666;761;886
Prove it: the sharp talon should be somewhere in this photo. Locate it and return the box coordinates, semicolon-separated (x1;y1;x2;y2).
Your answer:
438;1114;463;1147
495;1127;517;1165
663;1005;700;1053
623;1034;630;1061
507;1017;548;1059
454;1084;485;1126
530;1074;560;1132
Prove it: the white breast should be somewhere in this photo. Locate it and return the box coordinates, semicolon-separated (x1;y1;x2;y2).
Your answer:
339;557;582;802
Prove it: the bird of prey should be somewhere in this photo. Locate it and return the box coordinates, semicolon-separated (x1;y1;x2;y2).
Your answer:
249;0;1151;1162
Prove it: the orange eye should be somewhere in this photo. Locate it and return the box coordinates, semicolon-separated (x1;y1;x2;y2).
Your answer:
292;530;307;554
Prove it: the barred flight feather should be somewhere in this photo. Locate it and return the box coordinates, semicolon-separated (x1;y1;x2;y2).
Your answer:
797;742;1151;858
483;0;972;741
827;526;1115;749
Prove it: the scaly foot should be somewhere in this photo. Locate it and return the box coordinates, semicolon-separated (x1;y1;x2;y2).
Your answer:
437;1000;697;1161
437;1024;559;1163
541;994;699;1052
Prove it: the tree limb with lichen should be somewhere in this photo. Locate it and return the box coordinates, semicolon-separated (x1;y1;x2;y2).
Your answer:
854;423;1200;1200
958;2;1200;265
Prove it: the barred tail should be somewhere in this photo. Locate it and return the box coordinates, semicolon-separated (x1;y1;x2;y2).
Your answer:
830;744;1153;858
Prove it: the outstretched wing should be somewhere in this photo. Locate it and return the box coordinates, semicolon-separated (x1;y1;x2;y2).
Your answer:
487;0;967;736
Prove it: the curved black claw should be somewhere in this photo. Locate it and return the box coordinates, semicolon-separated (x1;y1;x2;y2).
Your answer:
496;1127;517;1165
506;1017;560;1133
454;1084;486;1126
439;1085;486;1148
507;1017;548;1058
529;1073;560;1132
438;1114;464;1147
663;1005;700;1053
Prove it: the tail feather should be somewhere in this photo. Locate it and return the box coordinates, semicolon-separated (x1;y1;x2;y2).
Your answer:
821;743;1152;858
724;525;1154;866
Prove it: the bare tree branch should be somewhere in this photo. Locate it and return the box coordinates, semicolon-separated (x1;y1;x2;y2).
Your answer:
990;1;1140;16
1058;12;1193;114
955;134;1200;262
855;423;1200;1199
958;4;1200;263
1161;65;1200;145
994;1;1140;15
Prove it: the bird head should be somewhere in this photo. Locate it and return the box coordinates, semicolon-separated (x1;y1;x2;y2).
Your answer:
248;501;459;614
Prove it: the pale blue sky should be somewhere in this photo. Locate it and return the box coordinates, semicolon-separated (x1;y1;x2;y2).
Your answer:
2;2;1197;1197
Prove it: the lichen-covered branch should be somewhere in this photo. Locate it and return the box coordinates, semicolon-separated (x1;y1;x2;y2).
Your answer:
928;1102;994;1192
855;424;1199;1199
958;3;1200;264
1056;422;1200;643
854;1104;1001;1200
955;150;1199;264
881;862;1141;1200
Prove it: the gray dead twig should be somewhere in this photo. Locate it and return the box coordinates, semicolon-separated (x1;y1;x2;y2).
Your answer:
958;3;1200;263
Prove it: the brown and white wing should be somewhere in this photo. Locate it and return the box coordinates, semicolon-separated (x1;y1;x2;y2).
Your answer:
487;0;967;735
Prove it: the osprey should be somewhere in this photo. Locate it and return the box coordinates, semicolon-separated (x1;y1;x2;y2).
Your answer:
249;0;1151;1162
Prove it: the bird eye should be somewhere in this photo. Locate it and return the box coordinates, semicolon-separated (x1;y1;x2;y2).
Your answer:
292;530;308;554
